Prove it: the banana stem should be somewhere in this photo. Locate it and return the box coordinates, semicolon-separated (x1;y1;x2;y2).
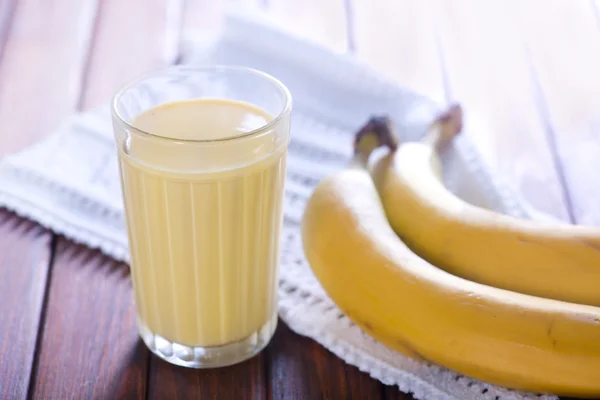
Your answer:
353;116;397;166
352;104;463;166
421;104;464;152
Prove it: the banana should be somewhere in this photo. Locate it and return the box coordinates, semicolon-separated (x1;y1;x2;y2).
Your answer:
369;105;600;306
301;114;600;397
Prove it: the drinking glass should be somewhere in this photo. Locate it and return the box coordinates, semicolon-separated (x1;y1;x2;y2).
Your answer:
111;65;292;368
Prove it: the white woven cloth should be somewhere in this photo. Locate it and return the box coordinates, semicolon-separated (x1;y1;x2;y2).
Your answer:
0;11;558;400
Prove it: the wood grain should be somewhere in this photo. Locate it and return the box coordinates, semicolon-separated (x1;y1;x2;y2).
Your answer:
384;386;415;400
350;0;445;103
0;1;595;400
511;0;600;226
430;0;571;220
0;211;51;400
0;0;97;398
266;321;390;399
30;241;146;400
80;0;167;110
148;351;266;399
0;0;98;153
28;0;169;398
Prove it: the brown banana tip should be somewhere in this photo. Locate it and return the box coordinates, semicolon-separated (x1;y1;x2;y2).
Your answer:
437;103;464;139
353;115;398;158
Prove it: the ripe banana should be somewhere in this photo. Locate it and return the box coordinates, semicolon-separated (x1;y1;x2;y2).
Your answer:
370;105;600;306
301;113;600;397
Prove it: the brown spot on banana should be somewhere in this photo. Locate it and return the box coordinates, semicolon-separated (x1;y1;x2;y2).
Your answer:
353;116;397;157
395;338;428;363
362;321;374;332
580;239;600;252
547;320;558;350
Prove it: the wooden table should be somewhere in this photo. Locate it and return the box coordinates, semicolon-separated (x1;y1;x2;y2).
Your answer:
1;0;598;399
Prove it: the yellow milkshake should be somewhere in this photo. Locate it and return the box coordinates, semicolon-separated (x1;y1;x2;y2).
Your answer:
117;99;287;354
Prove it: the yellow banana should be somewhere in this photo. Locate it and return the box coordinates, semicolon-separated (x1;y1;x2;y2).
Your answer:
301;115;600;397
370;105;600;306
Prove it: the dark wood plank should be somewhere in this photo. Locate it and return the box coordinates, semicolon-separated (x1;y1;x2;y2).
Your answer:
0;0;98;398
0;1;99;397
430;0;571;221
384;386;414;400
30;240;146;400
148;350;266;399
0;211;51;400
29;0;168;397
267;321;387;399
511;0;600;226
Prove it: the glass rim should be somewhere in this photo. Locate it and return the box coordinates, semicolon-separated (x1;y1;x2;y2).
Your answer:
111;64;292;144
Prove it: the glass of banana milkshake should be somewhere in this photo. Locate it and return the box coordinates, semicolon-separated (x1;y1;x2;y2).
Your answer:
111;65;292;368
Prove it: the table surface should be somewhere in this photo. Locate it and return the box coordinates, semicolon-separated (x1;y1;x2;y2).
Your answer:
1;0;599;399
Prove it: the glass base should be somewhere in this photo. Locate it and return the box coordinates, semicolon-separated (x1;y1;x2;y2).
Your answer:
138;314;278;369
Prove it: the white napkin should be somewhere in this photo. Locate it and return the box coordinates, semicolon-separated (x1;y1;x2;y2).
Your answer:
0;11;557;400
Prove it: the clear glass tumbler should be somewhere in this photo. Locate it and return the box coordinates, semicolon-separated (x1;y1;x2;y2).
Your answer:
111;66;292;368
